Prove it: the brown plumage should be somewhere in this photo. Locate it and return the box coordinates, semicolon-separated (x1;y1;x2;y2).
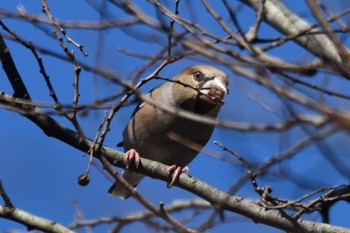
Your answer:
109;65;229;199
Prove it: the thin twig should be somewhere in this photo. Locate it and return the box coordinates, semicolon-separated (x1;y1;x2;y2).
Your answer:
0;181;13;208
99;155;200;233
41;0;88;56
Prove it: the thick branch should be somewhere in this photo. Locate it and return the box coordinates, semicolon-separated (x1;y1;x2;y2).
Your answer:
0;205;74;233
0;93;349;233
241;0;350;77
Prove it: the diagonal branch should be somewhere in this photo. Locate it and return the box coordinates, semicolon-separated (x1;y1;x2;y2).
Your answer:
306;0;350;64
241;0;350;78
0;182;74;233
0;205;75;233
0;34;30;100
1;92;349;233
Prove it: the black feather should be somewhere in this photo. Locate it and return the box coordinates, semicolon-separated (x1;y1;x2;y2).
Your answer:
116;141;123;147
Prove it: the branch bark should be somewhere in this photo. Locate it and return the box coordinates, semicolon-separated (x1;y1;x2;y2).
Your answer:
1;92;349;233
0;205;74;233
240;0;350;77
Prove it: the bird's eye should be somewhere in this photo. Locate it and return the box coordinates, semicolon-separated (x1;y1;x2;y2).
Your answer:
193;71;203;80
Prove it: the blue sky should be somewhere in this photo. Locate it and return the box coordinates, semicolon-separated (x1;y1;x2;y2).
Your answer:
1;1;350;232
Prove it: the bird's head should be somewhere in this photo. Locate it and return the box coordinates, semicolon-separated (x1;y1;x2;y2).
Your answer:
171;65;229;107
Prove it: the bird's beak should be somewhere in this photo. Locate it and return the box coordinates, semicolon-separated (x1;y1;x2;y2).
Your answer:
198;76;228;105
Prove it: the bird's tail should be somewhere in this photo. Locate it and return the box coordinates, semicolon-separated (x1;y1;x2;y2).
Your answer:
108;170;144;199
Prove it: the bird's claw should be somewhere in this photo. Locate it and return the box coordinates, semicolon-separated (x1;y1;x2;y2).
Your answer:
166;165;189;187
125;149;140;169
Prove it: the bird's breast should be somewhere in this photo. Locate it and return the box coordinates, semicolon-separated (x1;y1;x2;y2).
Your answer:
123;112;216;166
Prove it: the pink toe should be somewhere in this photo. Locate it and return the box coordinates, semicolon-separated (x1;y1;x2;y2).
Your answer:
167;165;189;187
125;149;140;169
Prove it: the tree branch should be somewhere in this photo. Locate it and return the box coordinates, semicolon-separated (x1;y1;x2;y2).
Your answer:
0;205;75;233
0;92;349;233
0;181;74;233
0;32;30;99
241;0;350;78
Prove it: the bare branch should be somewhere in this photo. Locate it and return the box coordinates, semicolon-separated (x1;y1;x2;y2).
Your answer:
0;182;74;233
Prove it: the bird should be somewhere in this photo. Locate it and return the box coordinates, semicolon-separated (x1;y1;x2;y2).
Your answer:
109;65;229;199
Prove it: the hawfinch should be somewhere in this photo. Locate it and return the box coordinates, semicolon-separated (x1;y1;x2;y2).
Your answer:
109;65;229;199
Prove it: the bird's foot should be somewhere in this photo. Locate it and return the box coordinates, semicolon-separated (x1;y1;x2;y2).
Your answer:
166;165;189;187
125;149;140;169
